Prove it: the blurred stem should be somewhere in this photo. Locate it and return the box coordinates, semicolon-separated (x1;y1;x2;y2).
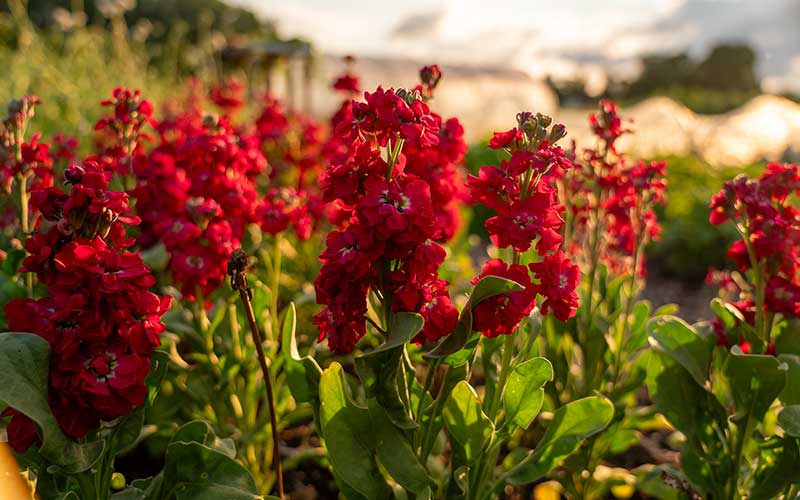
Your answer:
234;274;285;499
611;229;642;390
386;137;405;179
418;364;450;462
415;358;440;421
15;172;33;297
270;233;283;341
488;333;515;420
739;223;768;345
728;408;753;500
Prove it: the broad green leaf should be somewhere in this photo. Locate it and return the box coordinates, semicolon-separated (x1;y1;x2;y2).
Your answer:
503;358;553;430
164;442;259;497
368;399;434;494
504;396;614;484
626;300;652;351
281;303;322;404
175;484;267;500
426;276;523;359
646;351;727;438
355;312;424;429
778;405;800;437
647;316;714;386
778;354;800;405
110;489;146;500
145;350;170;402
1;248;25;275
724;346;787;421
0;332;103;472
169;420;236;458
319;363;392;499
109;404;146;456
750;437;800;500
710;298;737;331
443;381;493;464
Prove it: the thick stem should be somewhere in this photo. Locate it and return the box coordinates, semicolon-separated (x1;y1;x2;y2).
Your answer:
229;252;285;499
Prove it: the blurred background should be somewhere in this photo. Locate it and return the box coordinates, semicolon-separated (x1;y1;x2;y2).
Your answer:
2;0;799;316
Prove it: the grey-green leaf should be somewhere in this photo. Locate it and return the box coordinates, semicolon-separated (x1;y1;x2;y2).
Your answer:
319;362;392;499
503;358;553;430
443;381;493;464
504;396;614;484
0;332;103;472
778;405;800;437
647;316;714;386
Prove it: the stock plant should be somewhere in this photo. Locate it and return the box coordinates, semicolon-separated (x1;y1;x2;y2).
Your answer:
647;163;800;500
284;72;615;499
0;94;264;499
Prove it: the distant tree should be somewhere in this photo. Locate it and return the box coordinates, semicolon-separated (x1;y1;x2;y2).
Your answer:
3;0;277;44
693;44;758;91
626;53;695;97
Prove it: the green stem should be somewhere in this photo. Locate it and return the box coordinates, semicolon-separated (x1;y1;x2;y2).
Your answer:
418;365;450;462
728;410;752;500
75;470;99;500
270;232;283;342
488;334;515;420
415;359;440;421
611;232;641;390
15;172;33;297
738;223;767;346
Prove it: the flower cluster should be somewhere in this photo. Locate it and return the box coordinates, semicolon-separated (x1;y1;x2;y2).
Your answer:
467;112;580;336
561;100;666;277
314;75;462;354
94;87;155;176
0;96;54;226
134;111;268;299
3;158;170;450
708;162;800;351
254;94;327;240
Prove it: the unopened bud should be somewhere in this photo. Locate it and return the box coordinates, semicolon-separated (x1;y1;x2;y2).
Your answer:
549;124;567;143
536;113;552;128
420;64;442;91
202;113;219;128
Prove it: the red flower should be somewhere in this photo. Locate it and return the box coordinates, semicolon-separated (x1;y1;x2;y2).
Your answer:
485;189;564;254
471;259;537;337
489;128;522;150
530;252;580;321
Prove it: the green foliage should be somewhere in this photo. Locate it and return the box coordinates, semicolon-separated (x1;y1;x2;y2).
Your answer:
648;155;763;282
0;332;104;472
504;396;615;485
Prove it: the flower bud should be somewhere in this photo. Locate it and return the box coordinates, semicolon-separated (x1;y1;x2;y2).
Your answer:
549;124;567;143
111;472;126;490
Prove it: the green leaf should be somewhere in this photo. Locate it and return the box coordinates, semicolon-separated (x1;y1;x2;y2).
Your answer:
368;399;434;494
626;300;653;351
443;381;493;464
164;442;259;497
724;346;787;421
355;312;423;429
145;350;170;402
504;396;614;484
503;358;553;430
281;303;322;404
1;248;26;275
778;405;800;437
426;276;523;359
647;316;714;386
175;484;265;500
169;420;236;458
778;354;800;405
646;350;727;440
319;362;392;499
750;437;800;500
0;332;103;472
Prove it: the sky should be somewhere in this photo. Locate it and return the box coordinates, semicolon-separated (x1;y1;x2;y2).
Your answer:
230;0;800;93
